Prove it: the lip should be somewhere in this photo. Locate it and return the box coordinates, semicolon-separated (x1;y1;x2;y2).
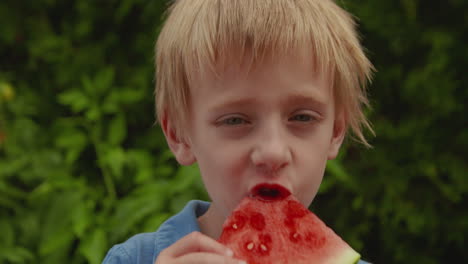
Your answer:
249;183;291;201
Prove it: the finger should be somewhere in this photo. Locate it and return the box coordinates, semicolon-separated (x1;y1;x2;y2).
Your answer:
161;231;234;258
176;252;246;264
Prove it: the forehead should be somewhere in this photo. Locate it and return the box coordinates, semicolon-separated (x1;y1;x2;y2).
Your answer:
191;48;330;88
189;52;333;110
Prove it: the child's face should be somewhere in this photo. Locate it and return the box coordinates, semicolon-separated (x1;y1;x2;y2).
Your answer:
168;55;345;218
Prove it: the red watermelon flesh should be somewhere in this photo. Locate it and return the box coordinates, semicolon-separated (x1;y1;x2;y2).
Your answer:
218;184;360;264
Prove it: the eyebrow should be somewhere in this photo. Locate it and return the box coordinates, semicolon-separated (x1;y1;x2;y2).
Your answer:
208;97;260;113
208;93;328;113
283;93;328;111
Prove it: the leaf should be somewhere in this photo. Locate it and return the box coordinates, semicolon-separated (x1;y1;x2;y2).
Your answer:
109;183;168;242
82;68;115;99
103;147;126;179
39;226;75;257
108;114;127;146
326;160;354;187
142;213;171;232
117;88;145;104
0;181;28;200
55;128;88;164
57;90;90;112
79;228;107;264
101;93;119;113
82;75;95;96
71;198;94;238
0;218;14;246
126;149;164;183
169;192;196;214
94;67;115;96
39;191;82;256
55;128;87;149
170;164;201;193
148;165;173;180
0;195;21;211
318;174;337;194
86;105;101;121
115;0;136;21
0;247;34;263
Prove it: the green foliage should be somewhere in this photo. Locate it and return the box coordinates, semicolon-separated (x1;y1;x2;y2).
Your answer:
0;1;208;263
316;0;468;263
0;0;466;263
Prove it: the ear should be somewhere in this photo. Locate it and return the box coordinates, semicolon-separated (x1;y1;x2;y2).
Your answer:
161;113;196;165
327;110;346;160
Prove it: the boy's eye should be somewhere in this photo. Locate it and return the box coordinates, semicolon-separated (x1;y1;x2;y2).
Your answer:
290;114;316;122
221;117;247;125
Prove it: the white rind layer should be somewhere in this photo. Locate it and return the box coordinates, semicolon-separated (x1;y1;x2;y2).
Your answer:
326;246;361;264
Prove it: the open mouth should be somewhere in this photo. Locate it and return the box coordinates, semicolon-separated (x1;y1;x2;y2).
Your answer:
250;183;291;201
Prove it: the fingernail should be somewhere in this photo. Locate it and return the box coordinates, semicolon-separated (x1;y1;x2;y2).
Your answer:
226;249;233;257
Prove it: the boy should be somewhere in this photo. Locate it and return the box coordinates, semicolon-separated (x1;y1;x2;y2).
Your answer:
103;0;374;263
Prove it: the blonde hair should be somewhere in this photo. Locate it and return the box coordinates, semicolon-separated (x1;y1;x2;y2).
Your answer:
155;0;375;146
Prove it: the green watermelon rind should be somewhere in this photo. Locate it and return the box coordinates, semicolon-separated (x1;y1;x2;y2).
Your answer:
333;246;361;264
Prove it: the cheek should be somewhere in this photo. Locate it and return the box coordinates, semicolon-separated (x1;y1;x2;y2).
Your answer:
197;151;248;217
201;136;250;172
296;167;325;207
294;140;330;205
196;143;248;192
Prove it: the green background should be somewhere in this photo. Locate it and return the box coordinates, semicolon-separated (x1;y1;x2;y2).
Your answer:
0;0;466;263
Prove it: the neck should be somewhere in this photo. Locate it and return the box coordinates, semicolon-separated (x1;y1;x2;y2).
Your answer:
197;203;225;240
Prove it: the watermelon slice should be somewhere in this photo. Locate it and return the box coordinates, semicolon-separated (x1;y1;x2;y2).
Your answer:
218;184;361;264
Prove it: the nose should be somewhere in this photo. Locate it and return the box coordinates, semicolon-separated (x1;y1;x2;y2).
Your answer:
250;124;292;175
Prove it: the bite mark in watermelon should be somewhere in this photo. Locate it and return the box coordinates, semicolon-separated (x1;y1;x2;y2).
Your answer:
218;184;361;264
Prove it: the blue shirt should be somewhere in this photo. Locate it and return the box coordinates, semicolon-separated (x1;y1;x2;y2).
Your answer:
102;200;370;264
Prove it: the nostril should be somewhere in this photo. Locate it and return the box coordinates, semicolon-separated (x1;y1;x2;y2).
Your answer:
255;162;289;176
251;144;291;174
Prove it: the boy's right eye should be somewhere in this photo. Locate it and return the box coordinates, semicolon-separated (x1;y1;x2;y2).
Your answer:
222;117;247;125
215;114;250;127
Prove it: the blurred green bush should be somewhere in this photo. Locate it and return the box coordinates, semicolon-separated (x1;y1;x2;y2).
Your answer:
0;0;466;263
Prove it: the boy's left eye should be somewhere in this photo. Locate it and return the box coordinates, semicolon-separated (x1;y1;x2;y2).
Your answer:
223;117;246;125
290;114;316;122
216;115;249;126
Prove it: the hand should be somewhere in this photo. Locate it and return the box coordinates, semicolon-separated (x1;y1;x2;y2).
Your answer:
155;231;246;264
